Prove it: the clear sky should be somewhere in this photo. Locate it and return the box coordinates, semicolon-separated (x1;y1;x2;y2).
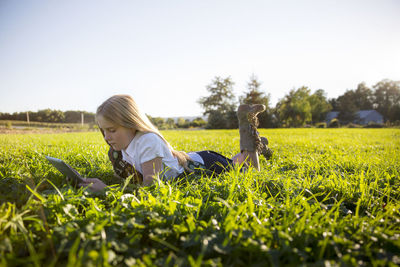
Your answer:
0;0;399;118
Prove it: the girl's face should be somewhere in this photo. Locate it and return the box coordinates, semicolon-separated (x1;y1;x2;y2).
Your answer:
97;115;136;151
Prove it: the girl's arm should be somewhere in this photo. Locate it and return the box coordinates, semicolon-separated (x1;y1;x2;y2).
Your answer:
78;157;162;190
141;157;163;186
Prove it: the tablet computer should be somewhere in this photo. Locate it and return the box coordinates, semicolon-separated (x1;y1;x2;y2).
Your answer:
46;156;85;186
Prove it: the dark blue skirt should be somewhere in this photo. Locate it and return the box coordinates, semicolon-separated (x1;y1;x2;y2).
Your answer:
195;150;234;174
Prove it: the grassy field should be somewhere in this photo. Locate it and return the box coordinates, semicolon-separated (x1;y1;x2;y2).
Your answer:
0;129;399;266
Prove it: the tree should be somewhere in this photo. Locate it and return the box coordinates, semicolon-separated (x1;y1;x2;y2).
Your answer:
198;76;237;129
277;87;312;127
152;117;166;129
166;118;176;129
176;117;189;128
239;74;270;105
0;109;95;123
328;98;339;111
191;117;207;128
198;76;236;115
331;83;374;125
64;111;81;123
353;82;374;110
308;89;332;123
336;90;358;124
373;79;400;122
205;111;224;129
239;74;273;128
34;109;65;123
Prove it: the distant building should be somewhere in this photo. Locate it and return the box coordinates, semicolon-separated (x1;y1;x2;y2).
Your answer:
326;110;384;125
355;110;384;125
325;111;339;125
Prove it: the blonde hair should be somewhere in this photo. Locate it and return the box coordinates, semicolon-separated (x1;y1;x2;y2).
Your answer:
96;94;190;167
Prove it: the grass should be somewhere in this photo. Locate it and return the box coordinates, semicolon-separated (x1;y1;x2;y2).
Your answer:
0;129;399;266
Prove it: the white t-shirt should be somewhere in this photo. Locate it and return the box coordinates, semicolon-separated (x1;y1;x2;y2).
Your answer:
121;132;203;180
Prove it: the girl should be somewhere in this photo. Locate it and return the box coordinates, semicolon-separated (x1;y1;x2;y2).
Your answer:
80;95;272;191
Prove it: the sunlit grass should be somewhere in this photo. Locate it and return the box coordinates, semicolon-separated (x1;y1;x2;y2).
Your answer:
0;129;399;266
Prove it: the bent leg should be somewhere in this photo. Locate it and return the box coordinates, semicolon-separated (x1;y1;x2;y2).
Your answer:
237;104;265;171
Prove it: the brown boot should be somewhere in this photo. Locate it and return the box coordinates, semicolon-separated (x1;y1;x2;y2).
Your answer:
259;136;273;160
237;104;266;152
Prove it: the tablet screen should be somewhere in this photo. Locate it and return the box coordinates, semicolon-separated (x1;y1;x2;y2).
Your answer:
46;156;84;185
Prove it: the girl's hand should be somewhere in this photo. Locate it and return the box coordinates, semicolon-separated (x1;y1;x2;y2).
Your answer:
77;178;107;192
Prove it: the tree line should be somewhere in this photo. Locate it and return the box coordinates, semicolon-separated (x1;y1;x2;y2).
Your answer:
198;76;400;128
1;78;399;129
146;116;207;130
0;109;96;124
0;108;207;130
